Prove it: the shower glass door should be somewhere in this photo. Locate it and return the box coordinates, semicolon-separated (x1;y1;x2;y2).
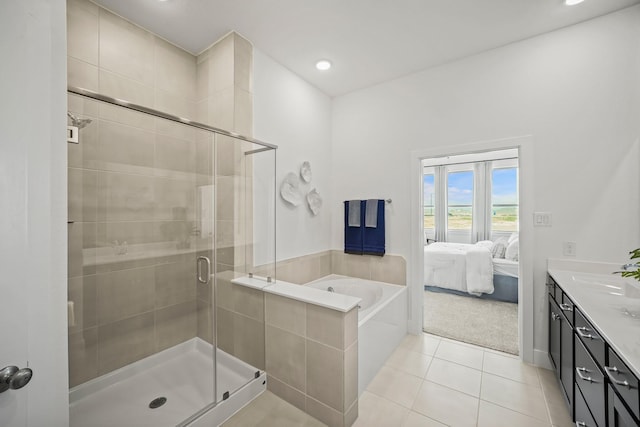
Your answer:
213;136;276;405
67;92;217;427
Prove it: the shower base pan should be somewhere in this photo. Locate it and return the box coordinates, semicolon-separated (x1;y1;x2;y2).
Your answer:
69;338;266;427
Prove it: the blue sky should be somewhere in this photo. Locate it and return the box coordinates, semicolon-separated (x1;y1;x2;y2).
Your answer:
423;168;517;205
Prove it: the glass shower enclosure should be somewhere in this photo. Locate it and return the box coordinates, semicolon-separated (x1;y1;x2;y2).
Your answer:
66;87;276;426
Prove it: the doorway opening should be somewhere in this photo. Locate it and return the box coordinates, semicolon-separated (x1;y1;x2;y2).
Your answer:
421;148;520;354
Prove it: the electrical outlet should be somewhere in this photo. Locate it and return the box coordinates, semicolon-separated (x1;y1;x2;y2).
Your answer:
534;212;552;227
563;241;576;257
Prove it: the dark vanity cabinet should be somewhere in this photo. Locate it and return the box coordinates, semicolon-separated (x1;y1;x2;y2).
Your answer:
547;279;574;411
548;275;640;427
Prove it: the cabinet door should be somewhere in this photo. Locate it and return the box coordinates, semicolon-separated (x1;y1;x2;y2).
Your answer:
609;385;640;427
560;309;574;409
549;298;561;372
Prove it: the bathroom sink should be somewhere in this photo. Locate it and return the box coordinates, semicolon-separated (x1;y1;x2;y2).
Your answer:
571;273;640;299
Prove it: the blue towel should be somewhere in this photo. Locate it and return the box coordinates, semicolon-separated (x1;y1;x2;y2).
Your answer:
344;200;365;254
362;200;385;256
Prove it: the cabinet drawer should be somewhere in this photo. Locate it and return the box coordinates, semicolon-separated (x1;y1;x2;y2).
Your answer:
560;292;575;326
575;337;606;427
606;349;639;420
575;385;598;427
574;308;605;368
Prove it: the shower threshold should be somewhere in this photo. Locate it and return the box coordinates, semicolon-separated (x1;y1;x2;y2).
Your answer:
69;338;265;427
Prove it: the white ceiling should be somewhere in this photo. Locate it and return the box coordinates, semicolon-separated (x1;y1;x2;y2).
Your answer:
92;0;639;97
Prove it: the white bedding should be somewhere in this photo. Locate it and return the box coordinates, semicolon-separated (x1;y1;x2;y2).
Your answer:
424;242;519;295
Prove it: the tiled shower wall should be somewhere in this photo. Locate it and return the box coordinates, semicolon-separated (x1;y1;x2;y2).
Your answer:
67;0;256;386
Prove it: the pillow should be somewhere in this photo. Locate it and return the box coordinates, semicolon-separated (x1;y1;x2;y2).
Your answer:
491;237;509;259
507;232;519;245
505;237;519;261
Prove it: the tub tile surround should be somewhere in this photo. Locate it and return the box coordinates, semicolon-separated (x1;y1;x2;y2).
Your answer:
264;291;358;427
256;250;406;286
67;0;257;388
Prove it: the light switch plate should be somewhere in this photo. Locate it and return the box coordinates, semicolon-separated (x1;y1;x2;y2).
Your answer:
534;212;552;227
563;241;577;257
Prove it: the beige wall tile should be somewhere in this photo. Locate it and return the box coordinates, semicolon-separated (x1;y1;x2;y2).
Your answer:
307;304;345;350
99;70;154;108
215;274;235;312
216;175;236;220
319;252;332;277
99;9;155;86
233;33;252;92
216;135;243;177
96;266;155;324
196;59;209;102
97;312;155;374
153;176;196;221
307;341;344;411
69;328;98;387
266;325;306;391
68;223;97;278
154;37;196;100
265;294;306;337
155;89;196;120
216;307;234;354
306;396;344;427
233;285;264;321
68;275;97;334
291;255;321;285
344;308;358;349
208;87;234;131
68;168;97;222
99;103;155;132
370;254;406;285
98;220;156;247
233;313;265;370
154;257;197;308
234;87;253;137
67;0;99;65
97;120;155;175
155;118;197;141
154;134;196;179
197;298;213;344
155;301;197;351
331;251;371;279
267;375;307;413
208;34;234;93
68;57;99;91
97;171;155;222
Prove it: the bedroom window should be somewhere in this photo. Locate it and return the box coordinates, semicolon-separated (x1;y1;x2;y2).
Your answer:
447;170;474;231
422;149;518;244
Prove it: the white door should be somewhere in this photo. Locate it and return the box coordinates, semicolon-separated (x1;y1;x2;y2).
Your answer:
0;1;68;426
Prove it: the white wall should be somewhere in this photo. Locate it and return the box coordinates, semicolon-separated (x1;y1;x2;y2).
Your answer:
0;0;68;425
253;49;333;262
331;6;640;355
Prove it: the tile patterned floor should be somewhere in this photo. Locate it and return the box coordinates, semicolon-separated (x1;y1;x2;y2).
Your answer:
224;333;573;427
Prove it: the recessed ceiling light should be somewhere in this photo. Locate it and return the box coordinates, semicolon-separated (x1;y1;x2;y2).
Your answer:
565;0;585;5
315;60;332;71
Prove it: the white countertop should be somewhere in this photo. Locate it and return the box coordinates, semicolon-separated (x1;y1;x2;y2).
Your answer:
231;275;362;313
548;259;640;378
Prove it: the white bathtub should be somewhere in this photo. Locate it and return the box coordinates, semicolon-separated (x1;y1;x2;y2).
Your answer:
306;275;407;395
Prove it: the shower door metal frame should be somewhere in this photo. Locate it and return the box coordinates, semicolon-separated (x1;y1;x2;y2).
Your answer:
67;86;277;150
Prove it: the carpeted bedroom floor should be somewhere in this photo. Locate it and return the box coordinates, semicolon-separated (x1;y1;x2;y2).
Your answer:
423;290;519;355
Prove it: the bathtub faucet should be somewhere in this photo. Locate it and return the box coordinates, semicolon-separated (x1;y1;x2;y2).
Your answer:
327;287;335;292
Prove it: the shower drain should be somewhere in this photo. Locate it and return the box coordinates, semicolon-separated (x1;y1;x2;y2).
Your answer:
149;397;167;409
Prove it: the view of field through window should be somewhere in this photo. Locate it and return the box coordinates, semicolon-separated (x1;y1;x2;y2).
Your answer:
423;167;518;233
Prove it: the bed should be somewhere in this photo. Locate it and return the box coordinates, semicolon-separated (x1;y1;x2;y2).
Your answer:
424;241;519;303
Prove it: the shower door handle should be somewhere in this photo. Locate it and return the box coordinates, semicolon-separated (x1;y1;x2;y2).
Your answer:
197;256;211;284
